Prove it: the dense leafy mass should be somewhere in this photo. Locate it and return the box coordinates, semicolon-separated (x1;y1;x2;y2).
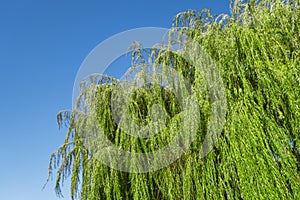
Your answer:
47;0;300;199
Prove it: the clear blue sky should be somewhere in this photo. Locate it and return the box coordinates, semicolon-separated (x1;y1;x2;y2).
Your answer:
0;1;229;199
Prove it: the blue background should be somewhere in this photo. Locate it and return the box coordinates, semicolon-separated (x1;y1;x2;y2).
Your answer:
0;1;229;199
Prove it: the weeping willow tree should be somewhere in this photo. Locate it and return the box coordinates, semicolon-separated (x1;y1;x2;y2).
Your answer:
46;0;300;199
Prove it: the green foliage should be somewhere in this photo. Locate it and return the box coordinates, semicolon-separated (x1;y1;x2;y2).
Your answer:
47;0;300;199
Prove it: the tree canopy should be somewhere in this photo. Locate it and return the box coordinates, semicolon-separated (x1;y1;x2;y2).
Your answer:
47;0;300;199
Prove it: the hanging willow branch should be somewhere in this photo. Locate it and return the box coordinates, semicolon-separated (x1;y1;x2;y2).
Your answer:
46;0;300;199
